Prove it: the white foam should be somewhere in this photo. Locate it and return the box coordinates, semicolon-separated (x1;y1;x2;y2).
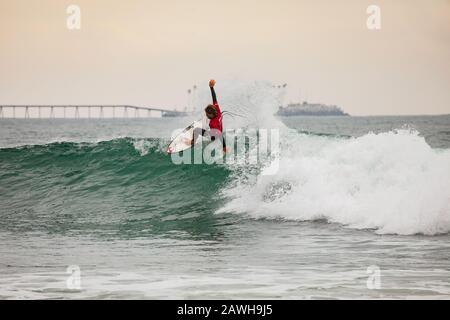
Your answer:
131;138;168;156
220;129;450;235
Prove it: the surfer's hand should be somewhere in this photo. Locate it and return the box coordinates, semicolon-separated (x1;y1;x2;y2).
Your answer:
209;79;216;87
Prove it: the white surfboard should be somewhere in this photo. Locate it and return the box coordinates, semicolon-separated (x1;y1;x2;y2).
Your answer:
166;120;204;154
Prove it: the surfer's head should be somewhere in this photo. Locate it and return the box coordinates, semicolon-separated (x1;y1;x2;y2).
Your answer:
205;105;217;119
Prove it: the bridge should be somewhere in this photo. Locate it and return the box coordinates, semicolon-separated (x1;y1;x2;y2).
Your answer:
0;105;188;119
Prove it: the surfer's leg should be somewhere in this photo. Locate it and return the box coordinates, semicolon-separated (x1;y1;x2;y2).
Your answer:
209;132;227;151
211;134;225;144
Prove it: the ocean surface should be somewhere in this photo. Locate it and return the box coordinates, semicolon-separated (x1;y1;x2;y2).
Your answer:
1;114;450;299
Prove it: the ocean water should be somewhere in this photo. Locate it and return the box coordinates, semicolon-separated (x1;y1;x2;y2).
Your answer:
1;113;450;299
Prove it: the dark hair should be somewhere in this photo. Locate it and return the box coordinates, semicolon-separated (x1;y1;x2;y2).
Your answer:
205;104;217;118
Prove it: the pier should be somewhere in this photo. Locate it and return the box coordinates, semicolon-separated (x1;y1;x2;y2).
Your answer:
0;105;188;119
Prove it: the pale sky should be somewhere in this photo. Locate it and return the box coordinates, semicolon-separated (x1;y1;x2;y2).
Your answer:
0;0;449;115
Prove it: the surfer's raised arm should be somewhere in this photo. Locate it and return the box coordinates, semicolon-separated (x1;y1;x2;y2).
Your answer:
209;79;218;105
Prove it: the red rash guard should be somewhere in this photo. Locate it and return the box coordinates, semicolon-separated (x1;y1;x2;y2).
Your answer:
209;87;223;133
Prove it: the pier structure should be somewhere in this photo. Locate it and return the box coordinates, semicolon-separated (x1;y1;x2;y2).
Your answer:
0;105;188;119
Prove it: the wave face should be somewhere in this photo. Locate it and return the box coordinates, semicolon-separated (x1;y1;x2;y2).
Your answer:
0;138;230;235
220;129;450;235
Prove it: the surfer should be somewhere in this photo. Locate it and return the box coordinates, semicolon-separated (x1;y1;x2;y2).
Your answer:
191;79;228;152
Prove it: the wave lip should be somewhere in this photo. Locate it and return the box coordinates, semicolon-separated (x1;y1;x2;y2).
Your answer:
219;129;450;236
